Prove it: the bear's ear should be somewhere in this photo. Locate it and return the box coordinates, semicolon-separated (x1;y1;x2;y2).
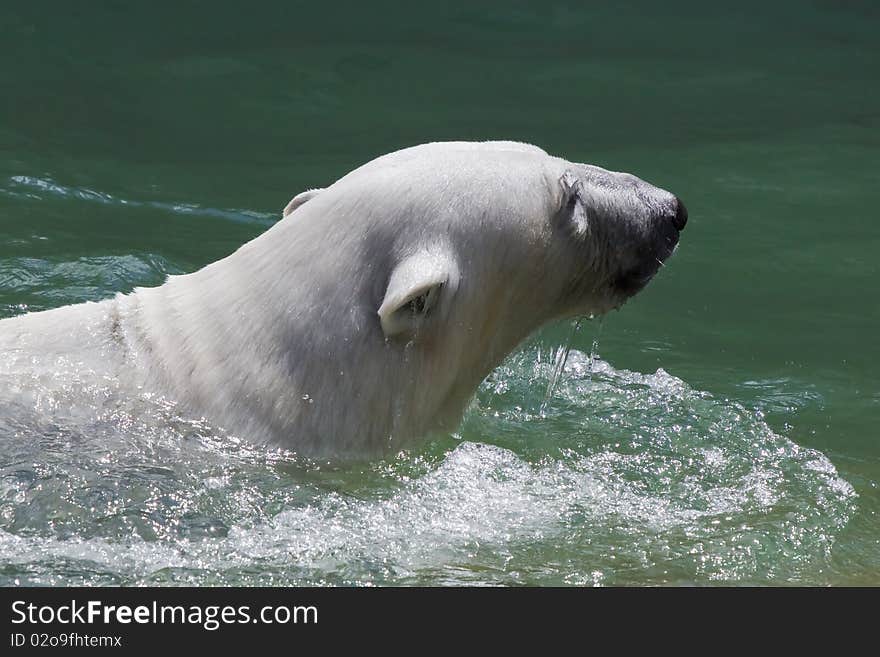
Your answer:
556;170;589;237
282;188;324;217
378;250;457;338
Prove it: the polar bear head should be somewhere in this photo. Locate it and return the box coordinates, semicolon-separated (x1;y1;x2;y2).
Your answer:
247;141;686;456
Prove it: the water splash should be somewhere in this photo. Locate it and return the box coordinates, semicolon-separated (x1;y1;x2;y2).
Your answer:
0;343;858;586
587;318;604;380
540;318;582;415
540;316;604;415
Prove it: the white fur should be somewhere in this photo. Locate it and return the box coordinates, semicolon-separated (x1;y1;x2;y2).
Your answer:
0;141;680;459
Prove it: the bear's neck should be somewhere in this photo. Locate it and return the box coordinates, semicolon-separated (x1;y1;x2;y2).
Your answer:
125;228;428;457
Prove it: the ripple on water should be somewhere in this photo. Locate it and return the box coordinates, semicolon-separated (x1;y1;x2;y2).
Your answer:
0;254;181;314
0;175;277;226
0;347;857;586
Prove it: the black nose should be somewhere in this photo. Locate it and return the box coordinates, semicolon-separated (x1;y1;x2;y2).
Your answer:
672;198;688;231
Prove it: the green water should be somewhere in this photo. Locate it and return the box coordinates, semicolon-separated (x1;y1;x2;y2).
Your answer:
0;2;877;585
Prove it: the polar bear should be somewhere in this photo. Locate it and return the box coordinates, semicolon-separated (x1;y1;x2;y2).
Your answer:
0;141;686;459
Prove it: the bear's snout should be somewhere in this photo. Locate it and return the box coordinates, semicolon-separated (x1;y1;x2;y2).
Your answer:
671;198;688;232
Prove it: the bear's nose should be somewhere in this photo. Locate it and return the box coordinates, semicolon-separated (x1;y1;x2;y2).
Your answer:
671;198;688;231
